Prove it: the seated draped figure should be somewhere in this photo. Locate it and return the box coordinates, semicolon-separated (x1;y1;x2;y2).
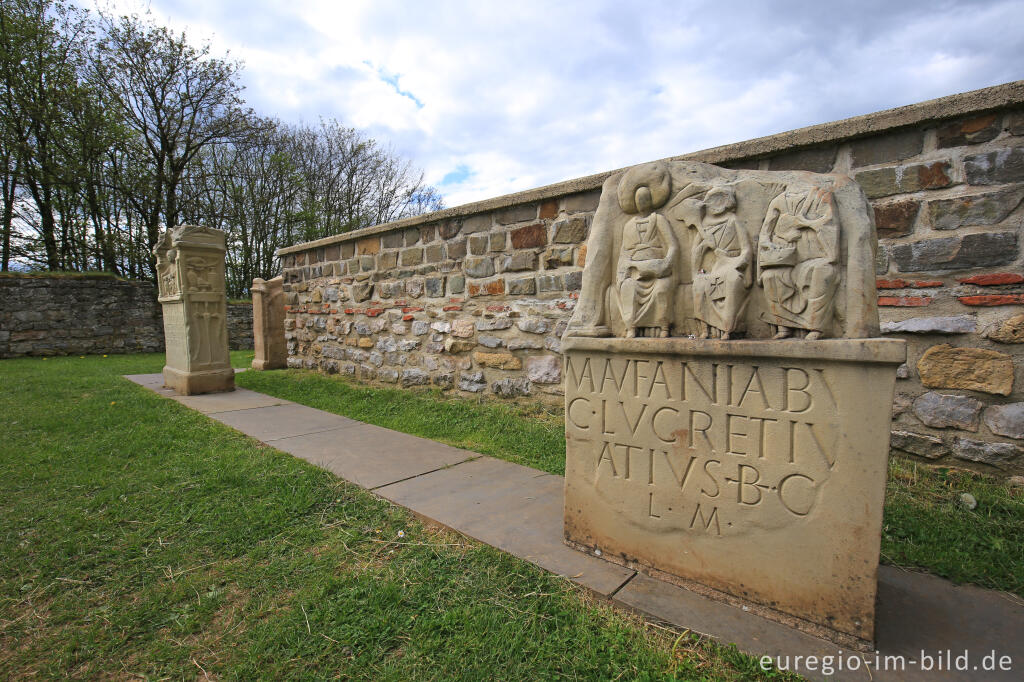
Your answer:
614;163;679;338
691;185;752;340
757;186;839;340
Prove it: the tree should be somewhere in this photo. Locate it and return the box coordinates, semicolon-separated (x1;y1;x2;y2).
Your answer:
0;135;18;271
181;116;305;294
66;47;127;273
183;118;445;297
288;119;443;243
0;0;94;270
0;5;443;289
93;11;255;276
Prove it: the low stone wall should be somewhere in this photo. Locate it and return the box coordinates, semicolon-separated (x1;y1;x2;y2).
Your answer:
278;81;1024;478
0;275;255;357
227;302;254;350
0;274;163;357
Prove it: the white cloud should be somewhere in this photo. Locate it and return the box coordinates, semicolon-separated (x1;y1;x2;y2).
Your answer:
93;0;1024;208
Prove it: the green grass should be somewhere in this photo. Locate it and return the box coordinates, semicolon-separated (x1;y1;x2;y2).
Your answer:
0;353;793;680
236;369;1024;597
881;457;1023;594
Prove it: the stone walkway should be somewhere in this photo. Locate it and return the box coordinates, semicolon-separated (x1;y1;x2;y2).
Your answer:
125;373;1023;682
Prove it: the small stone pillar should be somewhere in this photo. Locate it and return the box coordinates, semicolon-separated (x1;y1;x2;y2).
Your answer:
153;225;235;395
251;276;287;370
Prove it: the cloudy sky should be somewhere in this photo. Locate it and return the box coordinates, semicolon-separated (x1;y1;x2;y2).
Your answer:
98;0;1023;208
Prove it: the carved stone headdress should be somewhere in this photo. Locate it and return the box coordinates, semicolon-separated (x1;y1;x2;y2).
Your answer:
616;162;671;214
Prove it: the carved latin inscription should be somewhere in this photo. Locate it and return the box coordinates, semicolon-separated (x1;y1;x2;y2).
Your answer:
566;353;836;537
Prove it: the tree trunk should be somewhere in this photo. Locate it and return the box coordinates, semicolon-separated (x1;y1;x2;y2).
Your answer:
26;177;60;270
1;171;15;272
86;181;119;274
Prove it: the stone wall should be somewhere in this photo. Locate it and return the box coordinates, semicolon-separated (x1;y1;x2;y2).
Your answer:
0;275;255;357
0;274;163;357
227;302;254;350
278;81;1024;478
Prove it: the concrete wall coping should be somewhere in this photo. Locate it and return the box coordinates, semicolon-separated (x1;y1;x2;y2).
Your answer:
562;336;907;365
0;272;147;283
277;79;1024;257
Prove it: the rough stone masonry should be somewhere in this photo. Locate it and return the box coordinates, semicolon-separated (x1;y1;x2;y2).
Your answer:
0;274;254;359
277;80;1024;480
0;274;163;357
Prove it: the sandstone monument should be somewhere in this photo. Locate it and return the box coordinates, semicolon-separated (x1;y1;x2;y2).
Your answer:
154;225;235;395
251;276;287;370
562;160;906;647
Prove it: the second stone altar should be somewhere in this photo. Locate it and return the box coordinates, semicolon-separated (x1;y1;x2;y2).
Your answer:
154;225;235;395
562;160;905;648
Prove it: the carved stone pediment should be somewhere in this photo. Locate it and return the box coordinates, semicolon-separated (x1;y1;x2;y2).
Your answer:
169;224;228;250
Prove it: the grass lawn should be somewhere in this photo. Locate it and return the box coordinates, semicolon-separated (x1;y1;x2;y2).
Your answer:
0;353;794;680
236;369;1024;598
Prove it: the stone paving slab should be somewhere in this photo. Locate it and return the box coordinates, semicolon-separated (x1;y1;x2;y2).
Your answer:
616;568;1023;681
614;572;854;680
265;424;477;490
173;388;293;414
872;567;1023;681
210;403;360;442
126;374;1024;680
124;373;280;415
375;456;635;596
124;373;174;392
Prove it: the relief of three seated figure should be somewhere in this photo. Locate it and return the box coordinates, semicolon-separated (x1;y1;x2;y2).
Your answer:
568;160;867;341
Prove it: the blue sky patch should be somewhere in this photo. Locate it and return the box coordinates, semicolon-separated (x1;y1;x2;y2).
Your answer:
365;60;424;109
440;164;473;186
